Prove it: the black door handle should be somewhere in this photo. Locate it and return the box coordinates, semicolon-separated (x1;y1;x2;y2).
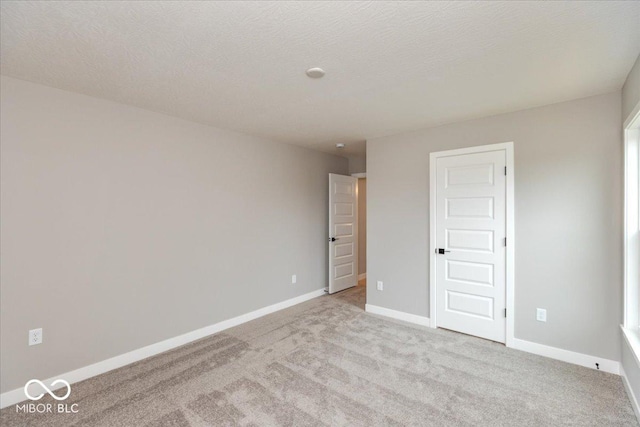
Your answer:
329;237;338;242
436;248;451;254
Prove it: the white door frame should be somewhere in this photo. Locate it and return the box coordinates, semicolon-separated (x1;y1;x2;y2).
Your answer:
352;173;366;282
429;142;515;347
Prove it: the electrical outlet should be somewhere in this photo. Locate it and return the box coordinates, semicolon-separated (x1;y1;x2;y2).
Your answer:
291;275;297;284
536;308;547;322
377;281;383;291
29;328;42;346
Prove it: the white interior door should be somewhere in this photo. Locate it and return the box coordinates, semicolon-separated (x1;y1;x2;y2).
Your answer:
329;173;358;294
435;150;506;342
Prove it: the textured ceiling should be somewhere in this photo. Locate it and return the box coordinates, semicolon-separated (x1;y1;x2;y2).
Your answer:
1;1;639;156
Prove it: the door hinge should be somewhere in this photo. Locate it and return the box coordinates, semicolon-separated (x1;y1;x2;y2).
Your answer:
504;166;507;176
503;237;507;247
504;308;507;318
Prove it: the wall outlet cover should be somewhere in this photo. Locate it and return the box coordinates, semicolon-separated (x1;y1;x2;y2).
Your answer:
29;328;43;346
377;281;383;291
291;275;297;284
536;308;547;322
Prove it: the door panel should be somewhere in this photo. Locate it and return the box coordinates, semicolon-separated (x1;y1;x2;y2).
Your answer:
329;174;358;294
446;290;494;319
446;164;494;187
446;197;494;219
334;223;354;237
334;242;354;258
446;260;494;286
446;229;494;253
435;150;506;342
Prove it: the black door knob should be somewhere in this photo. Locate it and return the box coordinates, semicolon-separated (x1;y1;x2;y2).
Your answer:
330;237;337;242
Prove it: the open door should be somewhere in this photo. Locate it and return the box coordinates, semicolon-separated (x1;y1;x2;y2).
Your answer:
328;173;358;294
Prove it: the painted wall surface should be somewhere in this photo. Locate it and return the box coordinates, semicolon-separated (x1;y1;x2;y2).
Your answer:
622;52;640;414
367;92;622;360
358;178;366;276
0;76;348;393
623;54;640;124
348;155;366;174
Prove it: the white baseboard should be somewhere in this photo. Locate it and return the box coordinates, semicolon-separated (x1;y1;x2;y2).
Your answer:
0;288;325;409
621;364;640;423
365;304;430;327
365;304;620;376
358;273;366;281
510;338;620;375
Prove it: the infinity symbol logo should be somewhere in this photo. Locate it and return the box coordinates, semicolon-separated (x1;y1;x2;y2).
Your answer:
24;379;71;401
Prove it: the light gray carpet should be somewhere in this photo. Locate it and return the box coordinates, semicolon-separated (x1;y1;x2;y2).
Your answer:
1;285;637;426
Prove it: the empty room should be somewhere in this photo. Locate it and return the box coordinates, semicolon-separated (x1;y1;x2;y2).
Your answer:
1;1;640;426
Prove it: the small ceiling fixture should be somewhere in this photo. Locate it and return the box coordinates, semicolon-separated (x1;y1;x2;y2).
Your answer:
336;143;345;149
306;67;325;79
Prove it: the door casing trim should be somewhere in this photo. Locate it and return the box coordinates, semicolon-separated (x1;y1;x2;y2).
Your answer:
429;142;515;346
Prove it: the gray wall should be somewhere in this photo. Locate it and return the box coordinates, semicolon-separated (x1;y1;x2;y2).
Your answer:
0;76;348;393
367;92;622;360
623;54;640;124
348;155;366;174
358;178;367;276
622;53;640;411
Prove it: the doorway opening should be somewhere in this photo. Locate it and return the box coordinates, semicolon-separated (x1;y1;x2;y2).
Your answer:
327;149;367;308
327;173;366;293
328;174;359;294
354;173;367;290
